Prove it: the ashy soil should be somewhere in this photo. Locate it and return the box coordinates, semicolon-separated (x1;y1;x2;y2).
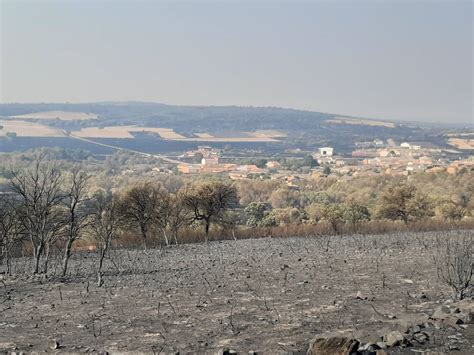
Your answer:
1;230;473;354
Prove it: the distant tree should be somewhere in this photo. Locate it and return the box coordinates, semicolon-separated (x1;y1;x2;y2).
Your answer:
305;203;325;224
61;167;90;277
322;203;345;233
303;154;318;168
323;166;331;175
437;201;466;222
89;191;121;286
244;202;272;227
271;207;306;226
165;188;192;245
376;183;432;223
254;159;268;169
118;182;168;249
184;181;238;242
220;210;243;240
10;159;64;274
193;152;204;164
407;192;434;220
343;201;370;228
269;188;300;209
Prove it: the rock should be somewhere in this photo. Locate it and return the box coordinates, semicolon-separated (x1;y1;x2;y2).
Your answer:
249;352;258;355
358;342;381;352
414;292;428;300
408;324;422;334
217;348;230;355
375;351;388;355
443;314;464;327
431;305;451;320
307;337;359;355
375;342;387;349
383;331;405;347
48;339;59;350
413;332;428;344
463;311;474;324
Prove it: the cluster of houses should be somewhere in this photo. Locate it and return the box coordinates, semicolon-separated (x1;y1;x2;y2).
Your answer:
177;146;268;179
334;139;473;177
171;140;472;182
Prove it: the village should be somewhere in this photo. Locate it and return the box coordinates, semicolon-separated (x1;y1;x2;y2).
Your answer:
162;139;474;185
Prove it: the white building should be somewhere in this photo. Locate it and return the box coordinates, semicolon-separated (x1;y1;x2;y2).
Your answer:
318;147;334;157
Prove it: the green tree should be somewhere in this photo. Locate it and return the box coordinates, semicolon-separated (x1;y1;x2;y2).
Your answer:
303;154;318;168
244;202;272;227
376;183;432;223
343;201;370;228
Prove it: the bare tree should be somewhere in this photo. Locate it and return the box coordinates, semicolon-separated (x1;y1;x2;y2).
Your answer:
89;190;121;286
184;181;238;242
167;188;192;245
0;193;23;274
61;167;91;277
118;182;168;249
10;159;64;274
435;233;473;300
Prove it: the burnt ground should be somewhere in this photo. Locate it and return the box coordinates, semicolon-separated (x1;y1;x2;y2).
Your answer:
1;230;473;354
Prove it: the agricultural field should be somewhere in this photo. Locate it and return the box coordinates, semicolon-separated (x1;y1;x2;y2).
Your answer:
71;126;186;139
1;231;473;353
10;111;98;121
9;111;98;121
0;120;65;137
448;138;474;150
71;126;281;142
327;117;396;128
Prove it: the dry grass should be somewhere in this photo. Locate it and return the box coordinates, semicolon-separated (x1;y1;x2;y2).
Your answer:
177;137;278;142
448;138;474;150
72;126;279;142
195;133;215;138
327;117;396;128
72;126;186;139
253;130;287;138
10;111;98;121
0;120;65;137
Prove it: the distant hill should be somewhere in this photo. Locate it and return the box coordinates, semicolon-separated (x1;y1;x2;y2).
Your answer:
0;102;442;154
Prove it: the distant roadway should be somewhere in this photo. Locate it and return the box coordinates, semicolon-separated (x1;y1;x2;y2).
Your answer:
64;131;190;166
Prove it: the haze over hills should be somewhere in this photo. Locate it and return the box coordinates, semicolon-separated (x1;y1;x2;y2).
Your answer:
0;101;470;156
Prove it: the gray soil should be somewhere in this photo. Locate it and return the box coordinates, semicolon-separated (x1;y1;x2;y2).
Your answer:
1;230;473;354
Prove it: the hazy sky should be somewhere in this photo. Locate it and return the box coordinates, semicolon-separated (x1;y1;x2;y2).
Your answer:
0;0;472;123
